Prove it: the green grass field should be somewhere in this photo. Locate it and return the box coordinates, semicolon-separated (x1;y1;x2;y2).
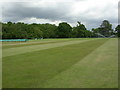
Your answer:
2;38;118;88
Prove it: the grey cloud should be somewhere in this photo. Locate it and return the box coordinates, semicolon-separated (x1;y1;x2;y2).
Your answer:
2;1;118;30
2;2;72;21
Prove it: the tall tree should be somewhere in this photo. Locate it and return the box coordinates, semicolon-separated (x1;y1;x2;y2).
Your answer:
99;20;113;37
39;24;57;38
115;25;120;37
57;22;72;38
72;22;88;38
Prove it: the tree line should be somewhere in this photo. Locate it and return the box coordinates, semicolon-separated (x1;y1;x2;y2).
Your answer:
1;20;120;39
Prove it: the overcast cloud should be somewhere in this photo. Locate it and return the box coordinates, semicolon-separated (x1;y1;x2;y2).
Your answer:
0;0;119;30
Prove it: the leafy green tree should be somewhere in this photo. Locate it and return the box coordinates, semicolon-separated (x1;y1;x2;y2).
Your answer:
57;22;72;38
92;28;99;33
77;21;87;30
99;20;113;37
115;25;120;37
1;20;115;39
72;27;83;38
72;22;89;38
39;24;57;38
26;25;43;39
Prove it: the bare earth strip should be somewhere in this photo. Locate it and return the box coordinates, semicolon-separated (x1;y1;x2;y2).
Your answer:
3;39;94;57
43;39;118;88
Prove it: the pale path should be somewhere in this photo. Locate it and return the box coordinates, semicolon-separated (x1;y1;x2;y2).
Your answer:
43;39;118;88
2;40;54;46
2;39;71;46
3;39;95;57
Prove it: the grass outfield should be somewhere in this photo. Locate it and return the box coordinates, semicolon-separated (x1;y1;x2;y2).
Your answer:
2;38;118;88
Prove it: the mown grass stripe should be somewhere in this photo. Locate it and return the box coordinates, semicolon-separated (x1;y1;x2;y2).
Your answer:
3;39;94;57
43;39;118;88
3;39;108;88
2;38;99;49
2;39;77;49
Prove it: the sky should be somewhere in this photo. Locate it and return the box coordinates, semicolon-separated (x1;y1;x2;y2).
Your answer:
0;0;119;30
